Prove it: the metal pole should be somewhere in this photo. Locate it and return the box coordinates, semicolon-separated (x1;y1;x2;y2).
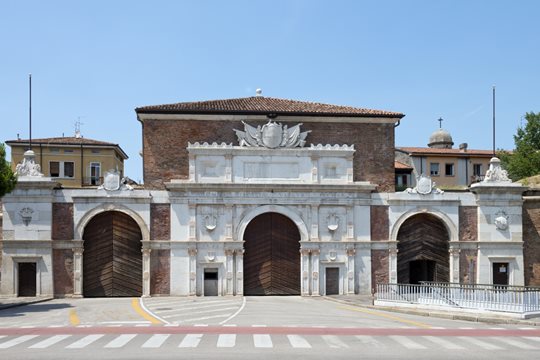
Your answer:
29;73;32;150
492;85;496;156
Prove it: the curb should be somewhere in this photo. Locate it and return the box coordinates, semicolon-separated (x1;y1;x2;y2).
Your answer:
322;296;540;327
0;297;54;311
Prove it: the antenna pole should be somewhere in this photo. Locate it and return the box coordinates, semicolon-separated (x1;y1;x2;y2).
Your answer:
492;85;496;156
29;73;32;150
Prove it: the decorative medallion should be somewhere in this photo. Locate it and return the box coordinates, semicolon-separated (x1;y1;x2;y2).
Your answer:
405;174;444;195
494;210;509;230
234;119;311;148
19;207;34;226
327;213;340;231
329;251;337;261
98;170;134;191
204;214;217;231
207;251;216;262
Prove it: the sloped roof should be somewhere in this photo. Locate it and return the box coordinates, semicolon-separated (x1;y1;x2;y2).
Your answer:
136;96;404;118
6;137;129;159
397;147;494;157
395;161;413;170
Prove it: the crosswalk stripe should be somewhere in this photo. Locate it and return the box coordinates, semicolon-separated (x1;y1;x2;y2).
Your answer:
355;335;384;347
0;335;39;349
142;334;170;348
423;336;464;350
217;334;236;348
493;337;538;350
322;335;349;349
287;335;311;349
29;335;71;349
253;334;273;348
65;334;105;349
457;336;503;350
523;337;540;343
389;336;427;350
179;334;202;348
104;334;137;348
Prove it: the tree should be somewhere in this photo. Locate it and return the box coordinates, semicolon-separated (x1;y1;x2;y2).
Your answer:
0;143;17;197
499;112;540;181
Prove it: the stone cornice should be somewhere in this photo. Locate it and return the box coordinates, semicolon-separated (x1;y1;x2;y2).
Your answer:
165;182;377;193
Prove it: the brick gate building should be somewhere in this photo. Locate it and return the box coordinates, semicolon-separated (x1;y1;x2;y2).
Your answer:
1;95;538;298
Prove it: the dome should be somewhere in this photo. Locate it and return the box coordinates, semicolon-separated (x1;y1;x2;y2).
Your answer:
428;128;454;149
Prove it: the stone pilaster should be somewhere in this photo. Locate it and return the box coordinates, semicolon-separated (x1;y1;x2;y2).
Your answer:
142;247;152;297
188;247;197;296
72;247;83;298
235;249;244;295
347;247;355;294
225;249;235;295
449;247;461;284
389;248;398;284
300;248;311;295
311;249;320;296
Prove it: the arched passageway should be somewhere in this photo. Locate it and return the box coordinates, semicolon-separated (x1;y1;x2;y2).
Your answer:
83;211;142;297
243;212;301;295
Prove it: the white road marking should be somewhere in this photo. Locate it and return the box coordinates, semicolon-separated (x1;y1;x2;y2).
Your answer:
253;334;273;348
217;334;236;348
523;337;540;343
163;307;238;319
287;335;312;348
0;335;39;349
178;334;203;348
458;336;503;350
65;334;104;349
355;335;384;347
29;335;71;349
222;324;237;327
101;321;150;324
183;314;232;322
322;335;349;349
138;297;170;325
193;324;208;327
389;336;427;350
152;301;240;314
493;337;538;350
423;336;465;350
219;297;247;325
252;325;267;327
104;334;137;348
142;334;171;348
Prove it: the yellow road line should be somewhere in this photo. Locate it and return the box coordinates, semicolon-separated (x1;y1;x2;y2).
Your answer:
338;306;432;329
131;298;163;325
69;309;80;326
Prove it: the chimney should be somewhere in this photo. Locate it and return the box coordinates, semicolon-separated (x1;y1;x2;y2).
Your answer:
459;143;468;152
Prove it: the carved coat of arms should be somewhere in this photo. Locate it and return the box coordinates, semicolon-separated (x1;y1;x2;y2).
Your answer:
234;119;311;148
101;170;121;191
405;174;444;195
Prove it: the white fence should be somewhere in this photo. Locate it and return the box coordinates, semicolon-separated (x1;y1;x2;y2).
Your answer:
376;282;540;318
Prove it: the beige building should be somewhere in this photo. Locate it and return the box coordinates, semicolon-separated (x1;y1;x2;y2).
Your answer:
396;127;493;189
6;136;128;188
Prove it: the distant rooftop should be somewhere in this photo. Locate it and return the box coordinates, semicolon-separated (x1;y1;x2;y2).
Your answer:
397;147;494;156
136;96;404;118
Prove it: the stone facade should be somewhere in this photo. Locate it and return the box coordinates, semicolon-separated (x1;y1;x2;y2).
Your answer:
523;195;540;286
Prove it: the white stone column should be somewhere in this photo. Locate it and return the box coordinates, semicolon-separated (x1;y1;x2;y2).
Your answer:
225;249;234;295
311;249;320;296
347;247;356;294
188;247;197;296
235;249;244;295
300;249;311;295
142;248;152;297
225;205;233;241
310;205;319;240
72;247;84;298
188;204;197;241
449;247;461;284
389;248;398;284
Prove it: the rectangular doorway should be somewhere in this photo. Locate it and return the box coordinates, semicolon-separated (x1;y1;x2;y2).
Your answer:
492;262;509;286
325;267;339;295
204;268;219;296
409;260;435;284
18;263;37;297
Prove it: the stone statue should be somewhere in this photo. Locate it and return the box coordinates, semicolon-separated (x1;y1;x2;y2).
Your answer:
15;150;43;177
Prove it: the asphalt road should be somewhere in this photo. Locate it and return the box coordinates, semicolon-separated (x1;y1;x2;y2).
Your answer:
0;296;538;359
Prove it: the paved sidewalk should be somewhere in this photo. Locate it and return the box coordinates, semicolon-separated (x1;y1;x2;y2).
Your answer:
324;295;540;326
0;296;54;311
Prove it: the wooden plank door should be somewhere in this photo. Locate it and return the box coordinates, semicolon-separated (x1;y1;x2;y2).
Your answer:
244;213;300;295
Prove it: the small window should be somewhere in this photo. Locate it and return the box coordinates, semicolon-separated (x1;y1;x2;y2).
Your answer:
430;163;440;176
50;161;60;177
50;148;59;153
50;161;75;178
64;149;73;153
64;162;74;178
445;163;454;176
91;149;100;154
473;164;483;176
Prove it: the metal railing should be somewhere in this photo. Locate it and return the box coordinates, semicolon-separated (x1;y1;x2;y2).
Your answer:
376;283;540;315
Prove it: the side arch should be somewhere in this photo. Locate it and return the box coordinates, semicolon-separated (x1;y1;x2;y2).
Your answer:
390;208;457;243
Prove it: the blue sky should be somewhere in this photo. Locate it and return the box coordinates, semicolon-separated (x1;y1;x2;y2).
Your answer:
1;0;539;182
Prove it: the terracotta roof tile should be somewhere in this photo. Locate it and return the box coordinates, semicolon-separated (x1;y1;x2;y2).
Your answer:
136;96;404;118
395;161;413;170
397;147;495;156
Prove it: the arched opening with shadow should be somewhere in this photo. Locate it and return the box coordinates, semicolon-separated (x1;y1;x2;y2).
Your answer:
83;211;142;297
397;213;450;284
243;212;301;295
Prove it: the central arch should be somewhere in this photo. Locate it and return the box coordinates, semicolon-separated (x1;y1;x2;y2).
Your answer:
243;212;301;295
83;211;143;297
397;213;450;284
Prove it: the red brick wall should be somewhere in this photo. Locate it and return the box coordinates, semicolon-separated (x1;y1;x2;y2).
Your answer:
150;204;170;240
53;249;74;296
151;250;170;295
459;206;477;241
52;203;74;240
142;119;395;191
371;249;389;292
523;201;540;286
459;249;477;284
371;206;389;240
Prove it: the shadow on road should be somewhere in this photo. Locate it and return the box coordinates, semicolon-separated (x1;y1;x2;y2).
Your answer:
0;302;73;318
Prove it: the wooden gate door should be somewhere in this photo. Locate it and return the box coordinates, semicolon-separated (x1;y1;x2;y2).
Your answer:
83;211;142;297
18;263;36;297
244;213;300;295
325;267;339;295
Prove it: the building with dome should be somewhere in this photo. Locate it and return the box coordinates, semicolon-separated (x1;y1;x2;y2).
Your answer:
396;122;494;189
